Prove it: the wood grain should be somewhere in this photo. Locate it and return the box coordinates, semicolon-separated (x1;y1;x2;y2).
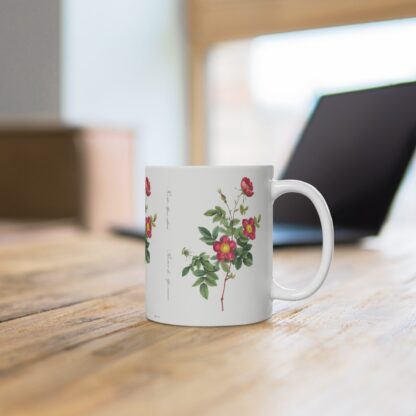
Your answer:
0;235;141;322
0;228;415;415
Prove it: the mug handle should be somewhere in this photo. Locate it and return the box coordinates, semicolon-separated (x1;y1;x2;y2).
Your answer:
271;180;334;300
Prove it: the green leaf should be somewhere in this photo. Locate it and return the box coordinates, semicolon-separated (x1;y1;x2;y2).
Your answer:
200;283;209;299
192;269;206;277
205;277;217;287
254;215;262;228
211;255;217;261
243;257;252;267
198;227;212;239
213;214;222;222
192;277;205;287
202;260;215;271
204;209;217;216
182;266;191;276
212;226;220;240
237;238;248;247
145;248;150;263
233;226;243;239
200;237;215;245
243;252;253;266
230;219;240;227
220;218;228;227
206;271;219;280
215;206;226;215
220;262;230;272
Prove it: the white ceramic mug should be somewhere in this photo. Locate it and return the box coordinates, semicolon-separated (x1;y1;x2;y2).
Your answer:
145;166;333;326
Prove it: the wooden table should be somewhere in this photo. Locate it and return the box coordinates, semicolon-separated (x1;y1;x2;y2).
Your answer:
0;227;415;415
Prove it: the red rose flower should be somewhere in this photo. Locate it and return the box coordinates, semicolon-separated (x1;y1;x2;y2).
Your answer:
145;216;152;238
213;236;236;262
241;177;254;197
242;218;256;240
145;177;151;197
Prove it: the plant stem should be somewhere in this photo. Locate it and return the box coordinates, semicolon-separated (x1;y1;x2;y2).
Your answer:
230;193;242;237
220;274;229;312
219;191;243;311
223;192;243;237
223;199;234;223
220;263;231;312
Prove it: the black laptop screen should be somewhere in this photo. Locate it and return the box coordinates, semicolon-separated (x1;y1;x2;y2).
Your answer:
274;82;416;232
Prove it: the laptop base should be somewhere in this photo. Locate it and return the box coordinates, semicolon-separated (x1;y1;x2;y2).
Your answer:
272;223;372;247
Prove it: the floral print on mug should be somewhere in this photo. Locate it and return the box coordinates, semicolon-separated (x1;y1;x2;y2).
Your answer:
145;177;157;264
182;177;261;311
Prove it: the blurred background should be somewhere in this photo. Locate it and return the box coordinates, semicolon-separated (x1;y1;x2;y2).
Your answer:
0;0;415;240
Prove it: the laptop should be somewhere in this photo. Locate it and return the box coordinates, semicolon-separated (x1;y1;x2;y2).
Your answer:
273;81;416;246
